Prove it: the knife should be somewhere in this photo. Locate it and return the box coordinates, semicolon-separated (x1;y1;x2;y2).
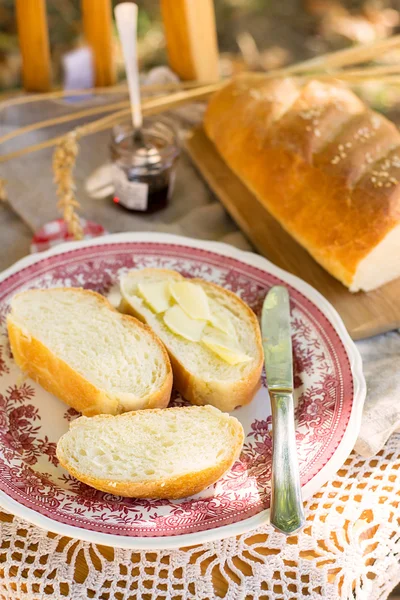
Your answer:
262;285;305;535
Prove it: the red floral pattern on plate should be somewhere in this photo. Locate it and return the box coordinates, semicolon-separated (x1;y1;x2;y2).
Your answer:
0;242;354;538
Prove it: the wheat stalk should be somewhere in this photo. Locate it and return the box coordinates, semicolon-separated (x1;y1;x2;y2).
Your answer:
4;35;400;240
0;83;220;165
4;35;400;160
4;39;400;157
0;179;7;203
0;80;216;112
281;34;400;74
0;84;128;111
53;129;84;239
5;64;400;148
289;64;400;84
0;100;130;145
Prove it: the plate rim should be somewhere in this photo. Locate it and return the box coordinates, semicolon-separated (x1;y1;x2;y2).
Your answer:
0;231;366;549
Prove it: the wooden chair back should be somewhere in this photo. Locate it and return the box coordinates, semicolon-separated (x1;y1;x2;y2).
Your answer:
15;0;219;92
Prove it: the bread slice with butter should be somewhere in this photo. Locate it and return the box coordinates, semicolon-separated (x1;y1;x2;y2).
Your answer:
119;269;263;411
7;288;173;416
56;405;244;499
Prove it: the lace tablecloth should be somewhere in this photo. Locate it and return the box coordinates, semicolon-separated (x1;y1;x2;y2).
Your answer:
0;433;399;599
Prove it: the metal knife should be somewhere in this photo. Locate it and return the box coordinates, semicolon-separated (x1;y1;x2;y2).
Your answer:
262;285;305;535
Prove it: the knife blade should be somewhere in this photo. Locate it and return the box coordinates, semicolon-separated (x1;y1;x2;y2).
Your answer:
262;285;293;392
262;285;305;534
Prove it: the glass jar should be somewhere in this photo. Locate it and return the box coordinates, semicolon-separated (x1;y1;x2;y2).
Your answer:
110;117;180;214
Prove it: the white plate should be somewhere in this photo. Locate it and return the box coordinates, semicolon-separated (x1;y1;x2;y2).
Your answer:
0;232;366;548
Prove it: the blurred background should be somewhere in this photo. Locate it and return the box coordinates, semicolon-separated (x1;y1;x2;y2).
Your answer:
1;0;400;91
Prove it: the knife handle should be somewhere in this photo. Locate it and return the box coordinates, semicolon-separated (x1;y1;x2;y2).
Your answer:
270;391;305;535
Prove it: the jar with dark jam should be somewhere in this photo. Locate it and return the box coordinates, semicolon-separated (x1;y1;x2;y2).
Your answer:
110;118;180;214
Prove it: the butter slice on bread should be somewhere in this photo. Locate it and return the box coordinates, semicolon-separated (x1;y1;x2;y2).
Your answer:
7;288;173;416
56;406;244;499
119;268;263;412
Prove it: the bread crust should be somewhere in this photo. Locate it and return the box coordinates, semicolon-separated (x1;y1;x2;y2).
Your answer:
56;407;245;499
7;288;173;416
204;76;400;290
120;269;263;412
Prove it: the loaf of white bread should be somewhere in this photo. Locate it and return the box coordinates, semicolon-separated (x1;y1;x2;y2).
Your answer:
120;269;263;411
56;406;244;499
7;288;172;416
204;75;400;292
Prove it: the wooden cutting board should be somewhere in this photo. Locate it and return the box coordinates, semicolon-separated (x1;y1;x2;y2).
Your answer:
186;127;400;340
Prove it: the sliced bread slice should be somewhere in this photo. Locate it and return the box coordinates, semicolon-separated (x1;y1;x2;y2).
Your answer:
56;405;244;499
7;288;172;416
119;269;263;411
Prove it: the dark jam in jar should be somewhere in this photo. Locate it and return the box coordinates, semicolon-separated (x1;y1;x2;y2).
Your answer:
110;119;180;214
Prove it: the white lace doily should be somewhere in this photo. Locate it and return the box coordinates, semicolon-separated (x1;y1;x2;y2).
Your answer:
0;433;399;599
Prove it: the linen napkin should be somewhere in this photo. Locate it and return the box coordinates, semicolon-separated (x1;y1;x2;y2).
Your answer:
354;331;400;456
